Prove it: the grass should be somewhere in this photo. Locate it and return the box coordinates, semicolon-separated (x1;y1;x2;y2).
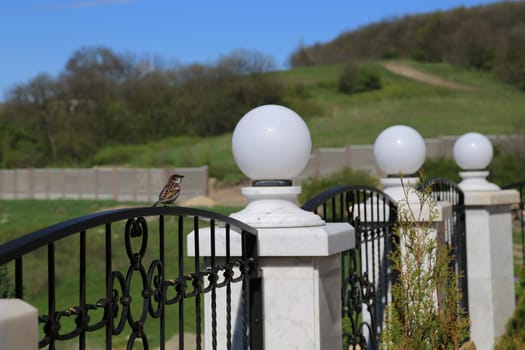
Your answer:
88;60;525;184
0;200;242;349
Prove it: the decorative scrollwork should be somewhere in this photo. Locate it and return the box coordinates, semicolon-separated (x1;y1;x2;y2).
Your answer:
164;276;189;305
147;259;164;318
124;217;148;266
2;207;261;349
343;272;377;350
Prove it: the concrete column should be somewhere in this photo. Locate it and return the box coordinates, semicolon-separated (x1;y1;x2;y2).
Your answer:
189;186;354;349
0;299;39;350
462;189;518;350
453;131;519;349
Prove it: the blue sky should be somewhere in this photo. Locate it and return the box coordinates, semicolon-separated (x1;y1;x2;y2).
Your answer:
0;0;505;100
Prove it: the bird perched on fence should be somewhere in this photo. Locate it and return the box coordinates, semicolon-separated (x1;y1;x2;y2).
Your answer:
153;174;184;207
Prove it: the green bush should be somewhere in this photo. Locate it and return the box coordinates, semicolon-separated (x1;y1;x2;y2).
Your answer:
421;158;461;183
338;62;382;94
298;167;379;204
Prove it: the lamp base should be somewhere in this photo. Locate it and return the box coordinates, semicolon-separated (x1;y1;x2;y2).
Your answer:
230;186;324;228
459;171;500;192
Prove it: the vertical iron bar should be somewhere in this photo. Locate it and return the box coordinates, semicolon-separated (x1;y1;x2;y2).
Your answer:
331;197;336;222
226;224;232;350
249;273;263;350
80;230;86;350
194;216;202;350
241;231;250;350
48;243;56;350
178;215;184;350
246;230;263;350
210;220;217;350
105;223;112;350
339;193;344;222
159;215;166;350
15;257;23;299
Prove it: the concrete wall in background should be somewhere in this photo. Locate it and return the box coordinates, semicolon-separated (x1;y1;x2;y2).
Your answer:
295;134;525;182
0;135;522;200
0;166;208;203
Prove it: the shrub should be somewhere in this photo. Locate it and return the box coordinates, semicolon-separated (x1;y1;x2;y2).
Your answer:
338;62;382;94
382;182;470;349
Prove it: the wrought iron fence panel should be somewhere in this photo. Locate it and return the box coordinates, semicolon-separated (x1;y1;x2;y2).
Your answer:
302;185;398;350
0;206;262;350
420;177;469;320
502;180;525;266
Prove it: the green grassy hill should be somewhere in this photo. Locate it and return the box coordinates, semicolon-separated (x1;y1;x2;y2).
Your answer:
91;60;525;184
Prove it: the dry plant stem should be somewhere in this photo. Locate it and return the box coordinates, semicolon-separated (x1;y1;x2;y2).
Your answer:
381;176;469;350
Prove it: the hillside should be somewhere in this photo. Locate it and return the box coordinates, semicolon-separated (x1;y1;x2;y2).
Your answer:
2;2;524;173
290;1;525;90
91;60;525;184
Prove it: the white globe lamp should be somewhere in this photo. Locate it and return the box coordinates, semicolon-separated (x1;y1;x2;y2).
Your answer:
453;132;493;170
232;104;311;184
374;125;426;176
230;105;323;227
453;132;499;191
373;125;426;201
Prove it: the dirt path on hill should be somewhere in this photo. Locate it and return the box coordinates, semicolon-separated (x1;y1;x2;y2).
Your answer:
382;62;479;91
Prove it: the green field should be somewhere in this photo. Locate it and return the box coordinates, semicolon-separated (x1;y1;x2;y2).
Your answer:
90;60;525;184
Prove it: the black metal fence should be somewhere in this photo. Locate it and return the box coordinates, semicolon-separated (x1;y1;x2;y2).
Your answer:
420;178;469;319
502;180;525;266
0;206;262;350
302;185;398;350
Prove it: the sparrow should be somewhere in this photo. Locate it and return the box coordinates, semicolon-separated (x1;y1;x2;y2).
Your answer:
153;174;184;207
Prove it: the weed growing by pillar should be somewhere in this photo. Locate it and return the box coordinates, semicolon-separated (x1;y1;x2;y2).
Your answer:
381;180;470;350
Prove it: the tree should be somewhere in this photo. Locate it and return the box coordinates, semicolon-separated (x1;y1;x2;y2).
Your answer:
217;49;276;75
494;24;525;91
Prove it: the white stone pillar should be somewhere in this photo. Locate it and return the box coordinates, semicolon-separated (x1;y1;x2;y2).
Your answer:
454;132;519;350
462;189;518;350
188;186;353;350
188;105;356;349
0;299;39;350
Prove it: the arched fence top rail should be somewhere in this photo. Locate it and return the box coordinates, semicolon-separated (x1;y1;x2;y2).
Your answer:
0;205;262;350
301;184;397;216
502;180;525;191
301;185;398;350
0;206;257;266
419;177;465;204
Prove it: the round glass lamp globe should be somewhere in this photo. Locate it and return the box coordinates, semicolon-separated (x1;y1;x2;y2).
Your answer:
453;132;493;170
232;105;312;180
373;125;426;175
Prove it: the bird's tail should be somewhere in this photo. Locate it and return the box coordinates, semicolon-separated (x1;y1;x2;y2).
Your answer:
152;201;159;207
